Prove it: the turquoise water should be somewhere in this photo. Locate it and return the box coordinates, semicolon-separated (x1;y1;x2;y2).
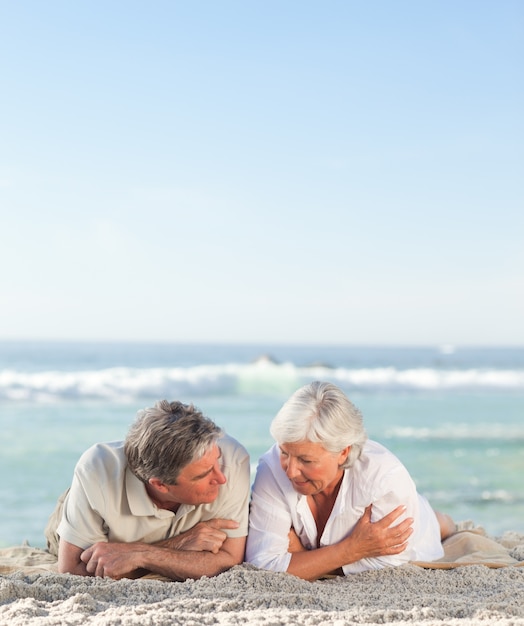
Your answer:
1;342;523;547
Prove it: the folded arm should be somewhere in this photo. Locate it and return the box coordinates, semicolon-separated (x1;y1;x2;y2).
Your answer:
58;518;246;580
286;504;413;580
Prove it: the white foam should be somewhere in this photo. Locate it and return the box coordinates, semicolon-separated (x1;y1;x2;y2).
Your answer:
0;363;523;401
330;366;524;390
384;424;524;441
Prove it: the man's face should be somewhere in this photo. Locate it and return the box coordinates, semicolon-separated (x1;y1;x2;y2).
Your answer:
164;444;227;506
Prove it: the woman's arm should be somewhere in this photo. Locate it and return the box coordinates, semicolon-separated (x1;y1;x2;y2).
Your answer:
246;455;414;579
286;504;413;580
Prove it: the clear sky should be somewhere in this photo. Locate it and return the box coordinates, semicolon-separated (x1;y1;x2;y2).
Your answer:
1;1;522;346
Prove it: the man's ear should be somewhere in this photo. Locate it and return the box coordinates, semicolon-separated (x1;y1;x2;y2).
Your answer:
148;478;168;492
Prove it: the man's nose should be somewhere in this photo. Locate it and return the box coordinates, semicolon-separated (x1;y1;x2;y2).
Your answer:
211;465;227;485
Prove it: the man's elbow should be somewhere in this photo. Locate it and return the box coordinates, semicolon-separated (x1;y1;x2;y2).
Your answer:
58;562;90;576
57;542;91;576
221;553;244;571
203;547;245;578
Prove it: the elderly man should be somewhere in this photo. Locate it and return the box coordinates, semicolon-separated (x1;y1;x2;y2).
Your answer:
46;400;250;580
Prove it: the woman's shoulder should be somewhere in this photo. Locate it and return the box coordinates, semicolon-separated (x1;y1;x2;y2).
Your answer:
254;444;294;490
257;443;281;471
356;439;406;474
363;439;394;455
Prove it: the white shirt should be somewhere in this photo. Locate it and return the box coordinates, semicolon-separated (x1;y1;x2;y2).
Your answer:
246;440;443;574
57;434;250;550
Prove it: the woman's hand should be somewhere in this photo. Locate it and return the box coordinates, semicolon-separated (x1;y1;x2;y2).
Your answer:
288;528;307;553
344;504;413;561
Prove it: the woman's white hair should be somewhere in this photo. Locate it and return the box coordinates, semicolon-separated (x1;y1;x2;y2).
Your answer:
270;381;368;468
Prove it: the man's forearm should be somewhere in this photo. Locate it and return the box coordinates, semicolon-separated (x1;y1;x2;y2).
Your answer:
80;538;245;580
137;544;241;581
58;560;91;576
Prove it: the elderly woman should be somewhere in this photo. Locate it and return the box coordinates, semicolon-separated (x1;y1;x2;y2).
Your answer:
246;381;455;580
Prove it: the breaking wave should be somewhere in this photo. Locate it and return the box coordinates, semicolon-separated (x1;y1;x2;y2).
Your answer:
1;359;524;402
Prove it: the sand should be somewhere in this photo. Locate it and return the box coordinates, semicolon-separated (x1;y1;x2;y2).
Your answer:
1;563;524;625
1;531;524;626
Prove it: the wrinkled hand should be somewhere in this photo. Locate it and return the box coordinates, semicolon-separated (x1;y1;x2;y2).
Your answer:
288;528;307;553
163;518;239;554
347;504;413;561
81;542;146;579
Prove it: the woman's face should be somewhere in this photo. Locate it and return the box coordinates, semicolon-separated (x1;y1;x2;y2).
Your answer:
278;440;350;497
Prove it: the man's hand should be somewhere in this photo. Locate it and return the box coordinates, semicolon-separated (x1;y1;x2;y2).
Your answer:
78;518;241;579
80;541;147;579
161;519;239;554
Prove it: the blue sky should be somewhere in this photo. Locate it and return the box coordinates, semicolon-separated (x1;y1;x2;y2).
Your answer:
1;1;522;345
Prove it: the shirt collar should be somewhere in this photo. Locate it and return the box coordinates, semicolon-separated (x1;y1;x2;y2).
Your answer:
295;468;350;518
125;468;174;518
334;468;350;513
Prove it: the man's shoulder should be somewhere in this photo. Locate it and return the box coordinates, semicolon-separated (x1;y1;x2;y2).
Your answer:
77;441;126;473
219;434;249;463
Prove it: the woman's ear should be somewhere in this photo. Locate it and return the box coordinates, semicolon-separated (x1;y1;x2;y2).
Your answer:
338;445;351;466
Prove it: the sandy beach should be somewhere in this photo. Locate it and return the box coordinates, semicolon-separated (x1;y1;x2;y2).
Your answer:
1;562;524;625
1;531;523;626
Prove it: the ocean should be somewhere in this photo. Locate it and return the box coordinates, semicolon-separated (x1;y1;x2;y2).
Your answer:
1;341;523;549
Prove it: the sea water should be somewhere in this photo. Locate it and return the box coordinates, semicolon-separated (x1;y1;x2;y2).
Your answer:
1;341;523;548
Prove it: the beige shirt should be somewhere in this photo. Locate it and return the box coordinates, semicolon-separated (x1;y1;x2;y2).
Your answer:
57;434;250;550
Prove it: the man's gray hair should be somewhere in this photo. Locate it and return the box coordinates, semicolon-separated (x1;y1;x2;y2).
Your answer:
125;400;223;484
270;381;368;468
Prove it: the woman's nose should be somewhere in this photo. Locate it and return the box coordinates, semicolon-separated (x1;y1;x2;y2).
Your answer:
284;457;300;479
